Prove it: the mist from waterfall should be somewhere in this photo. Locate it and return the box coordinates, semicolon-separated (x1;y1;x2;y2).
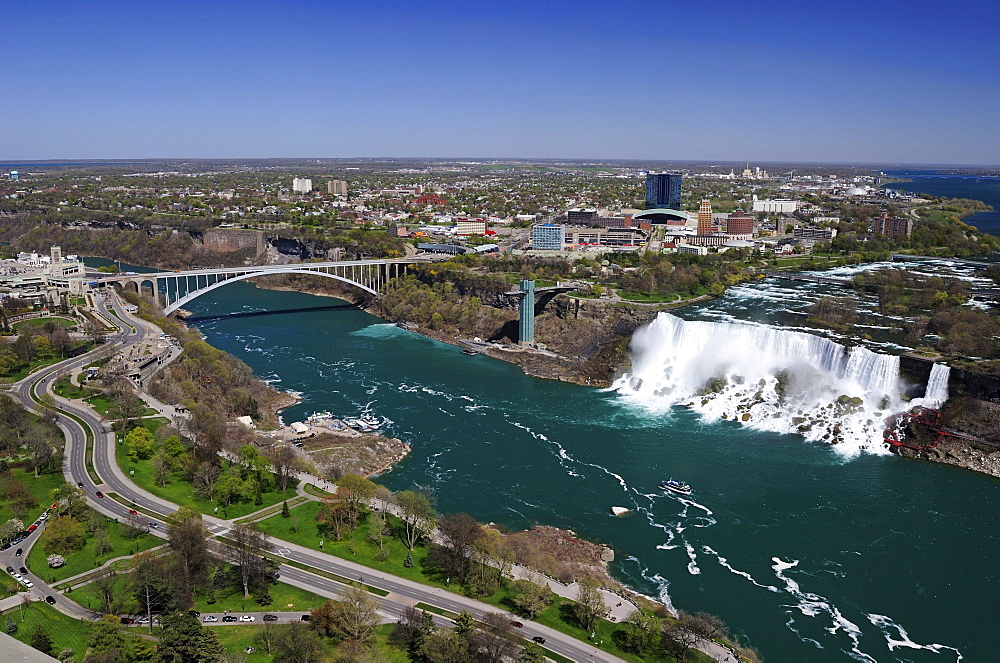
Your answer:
616;313;905;456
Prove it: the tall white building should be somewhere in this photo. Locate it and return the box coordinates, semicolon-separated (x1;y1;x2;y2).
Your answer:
752;199;797;214
292;178;313;194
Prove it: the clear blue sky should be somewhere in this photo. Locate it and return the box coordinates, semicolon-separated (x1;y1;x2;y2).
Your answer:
2;0;998;164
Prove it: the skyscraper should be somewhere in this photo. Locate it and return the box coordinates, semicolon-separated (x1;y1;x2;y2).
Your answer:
645;172;682;209
697;200;713;236
292;178;312;194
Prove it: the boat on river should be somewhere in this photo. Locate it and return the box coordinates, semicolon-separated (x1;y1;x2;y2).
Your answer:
660;479;692;496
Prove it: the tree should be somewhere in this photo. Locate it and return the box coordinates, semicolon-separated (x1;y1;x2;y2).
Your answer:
330;583;380;643
253;621;277;655
92;569;126;615
157;611;226;663
57;649;75;663
437;512;484;583
95;528;114;556
662;618;701;661
268;445;300;492
452;610;476;636
52;482;86;517
167;506;212;610
109;383;146;429
38;516;86;555
0;518;24;544
124;426;155;461
192;461;222;501
619;609;659;654
419;629;470;663
271;623;326;663
29;625;53;656
5;615;17;635
152;454;170;486
27;435;55;477
574;576;606;633
281;500;290;518
317;496;358;541
510;579;554;619
337;474;376;518
124;509;146;540
395;490;436;551
474;612;518;663
132;553;171;632
226;522;271;599
88;614;129;659
517;642;547;662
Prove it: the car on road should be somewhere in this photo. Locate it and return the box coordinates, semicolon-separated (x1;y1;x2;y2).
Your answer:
532;636;545;644
11;573;21;580
39;513;48;521
96;491;104;498
240;615;254;622
263;614;277;622
148;522;158;529
5;566;12;573
120;617;135;625
222;616;237;623
0;544;8;551
202;615;219;623
45;596;56;605
300;614;310;621
22;580;33;588
27;525;36;533
137;617;149;624
77;482;84;488
15;549;22;557
19;567;27;575
510;621;524;628
129;509;138;515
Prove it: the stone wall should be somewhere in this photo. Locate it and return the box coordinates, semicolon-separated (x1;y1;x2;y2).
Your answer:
202;229;265;256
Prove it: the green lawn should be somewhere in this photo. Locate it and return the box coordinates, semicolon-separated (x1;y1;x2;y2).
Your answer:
71;573;326;615
12;316;77;331
211;623;409;662
53;375;99;400
84;394;113;415
0;466;65;531
26;506;160;584
115;441;299;520
4;601;91;662
1;347;92;383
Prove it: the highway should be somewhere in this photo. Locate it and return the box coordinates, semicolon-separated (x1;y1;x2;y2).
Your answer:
3;290;630;662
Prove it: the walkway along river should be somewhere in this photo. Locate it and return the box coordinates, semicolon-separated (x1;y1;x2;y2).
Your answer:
178;275;999;663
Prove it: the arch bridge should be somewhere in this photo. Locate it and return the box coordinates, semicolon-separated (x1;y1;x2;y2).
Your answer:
91;259;421;314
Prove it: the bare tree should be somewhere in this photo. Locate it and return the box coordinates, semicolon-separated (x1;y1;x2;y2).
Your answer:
474;612;518;663
395;490;437;551
192;461;222;500
124;509;146;540
330;583;381;643
573;576;606;633
91;569;124;614
226;522;271;599
268;445;300;492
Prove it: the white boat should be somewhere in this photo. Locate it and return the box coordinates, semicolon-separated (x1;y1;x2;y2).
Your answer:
659;479;693;496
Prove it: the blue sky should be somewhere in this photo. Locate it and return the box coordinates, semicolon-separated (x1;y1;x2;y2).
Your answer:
2;0;998;164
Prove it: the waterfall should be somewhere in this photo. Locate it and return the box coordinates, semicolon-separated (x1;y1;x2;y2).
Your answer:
616;313;904;456
921;363;951;409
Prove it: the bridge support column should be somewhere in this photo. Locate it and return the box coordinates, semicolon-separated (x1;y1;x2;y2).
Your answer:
518;279;535;346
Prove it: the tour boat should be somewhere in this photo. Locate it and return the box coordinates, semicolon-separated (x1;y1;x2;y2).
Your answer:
660;479;693;496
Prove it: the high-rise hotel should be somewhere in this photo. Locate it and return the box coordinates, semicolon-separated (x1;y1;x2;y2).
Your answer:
645;172;682;210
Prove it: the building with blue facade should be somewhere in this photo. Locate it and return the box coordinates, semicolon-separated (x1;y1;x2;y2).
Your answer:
531;223;565;250
645;172;682;209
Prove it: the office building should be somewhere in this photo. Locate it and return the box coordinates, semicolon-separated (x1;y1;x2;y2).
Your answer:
532;223;566;250
327;180;348;195
567;208;598;224
292;178;312;194
645;172;682;209
793;227;838;241
455;218;488;235
726;209;754;239
697;200;713;236
752;199;797;214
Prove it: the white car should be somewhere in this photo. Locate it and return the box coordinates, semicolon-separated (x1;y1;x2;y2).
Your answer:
239;615;254;622
202;615;218;623
11;573;21;580
22;580;33;588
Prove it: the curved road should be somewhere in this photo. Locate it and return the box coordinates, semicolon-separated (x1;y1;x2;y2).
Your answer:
4;292;633;663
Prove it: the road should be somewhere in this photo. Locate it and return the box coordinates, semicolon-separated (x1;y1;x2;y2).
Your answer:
3;290;635;662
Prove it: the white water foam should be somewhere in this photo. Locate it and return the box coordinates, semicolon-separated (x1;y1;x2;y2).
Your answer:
867;614;963;662
616;313;903;456
701;546;780;592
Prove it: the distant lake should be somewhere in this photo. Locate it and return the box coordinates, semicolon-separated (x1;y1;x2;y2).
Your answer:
883;169;1000;237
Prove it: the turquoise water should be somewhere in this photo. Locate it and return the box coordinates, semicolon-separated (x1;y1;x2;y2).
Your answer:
182;283;994;662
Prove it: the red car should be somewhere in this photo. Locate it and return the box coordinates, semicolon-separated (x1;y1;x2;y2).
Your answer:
95;491;104;498
27;525;36;532
129;509;138;515
510;621;524;628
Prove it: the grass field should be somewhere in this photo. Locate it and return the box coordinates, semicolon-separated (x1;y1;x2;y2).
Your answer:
26;506;159;584
53;375;98;400
0;466;65;532
71;572;327;615
3;601;91;662
12;316;77;332
115;440;299;520
211;623;410;662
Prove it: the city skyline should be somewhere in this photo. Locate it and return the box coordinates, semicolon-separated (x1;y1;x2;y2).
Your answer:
2;0;999;164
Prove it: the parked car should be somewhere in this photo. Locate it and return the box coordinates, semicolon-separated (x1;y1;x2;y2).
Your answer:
222;616;237;623
532;636;545;644
27;525;36;533
202;615;219;623
300;614;310;621
263;614;278;622
0;544;9;551
240;615;254;622
5;566;12;573
19;567;27;575
120;617;135;625
39;513;48;521
12;573;21;580
23;580;33;588
188;610;200;618
45;596;56;605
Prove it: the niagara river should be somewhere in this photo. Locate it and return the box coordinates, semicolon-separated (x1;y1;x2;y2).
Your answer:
169;259;1000;663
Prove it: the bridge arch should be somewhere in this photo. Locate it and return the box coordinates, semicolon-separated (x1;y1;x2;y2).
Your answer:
162;268;379;315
